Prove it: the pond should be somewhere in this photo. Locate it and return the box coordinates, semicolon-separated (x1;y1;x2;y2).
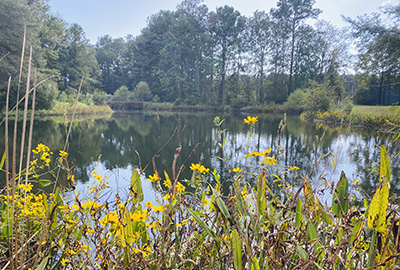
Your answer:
1;112;399;204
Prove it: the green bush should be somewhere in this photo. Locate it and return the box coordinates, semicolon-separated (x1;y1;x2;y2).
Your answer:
111;85;131;102
34;80;59;110
132;81;152;101
283;89;305;113
303;82;333;112
353;86;371;105
92;89;109;105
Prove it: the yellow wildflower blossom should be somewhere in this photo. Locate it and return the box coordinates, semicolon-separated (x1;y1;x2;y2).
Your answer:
232;167;243;173
147;173;160;182
177;218;189;227
190;163;201;171
153;205;164;213
244;116;258;124
259;148;272;156
248;151;260;157
263;156;276;166
145;201;153;209
59;150;68;157
176;182;186;193
163;178;172;188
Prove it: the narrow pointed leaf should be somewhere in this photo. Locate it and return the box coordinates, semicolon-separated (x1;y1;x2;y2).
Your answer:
0;151;5;170
380;145;391;183
212;187;230;219
188;208;217;239
232;229;242;270
331;171;349;218
131;168;143;204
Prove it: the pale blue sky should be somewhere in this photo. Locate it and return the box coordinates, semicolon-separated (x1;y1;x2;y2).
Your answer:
48;0;393;43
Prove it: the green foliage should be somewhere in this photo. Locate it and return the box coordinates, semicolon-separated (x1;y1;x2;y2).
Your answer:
111;85;131;102
303;81;334;112
353;85;371;105
283;89;306;113
132;81;152;101
34;80;59;110
92;89;109;105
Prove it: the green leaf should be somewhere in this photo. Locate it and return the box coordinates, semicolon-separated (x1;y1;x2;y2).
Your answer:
36;256;49;270
38;179;52;187
212;187;230;219
307;222;319;246
232;229;242;270
0;151;5;170
331;171;349;218
130;168;143;204
295;199;303;228
188;208;217;239
297;246;308;262
222;137;228;148
367;179;389;232
380;145;391;183
190;170;197;188
257;170;267;217
251;257;260;270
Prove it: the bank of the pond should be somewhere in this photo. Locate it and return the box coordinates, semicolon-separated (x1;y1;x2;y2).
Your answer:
300;108;400;134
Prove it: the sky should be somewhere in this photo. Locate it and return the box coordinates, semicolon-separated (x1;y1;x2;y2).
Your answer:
47;0;395;44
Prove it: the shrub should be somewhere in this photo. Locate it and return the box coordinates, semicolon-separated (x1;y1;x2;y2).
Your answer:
92;89;109;105
34;80;59;110
283;89;306;113
111;85;130;102
132;81;152;101
303;81;334;112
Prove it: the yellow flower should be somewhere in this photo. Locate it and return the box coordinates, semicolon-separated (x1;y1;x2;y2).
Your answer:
353;179;360;185
204;198;210;206
199;165;210;174
17;183;33;192
163;178;172;188
232;167;243;173
145;201;153;209
288;166;299;171
147;173;160;182
244;116;258;124
177;218;189;227
241;186;248;196
153;205;164;213
249;151;260;157
91;170;98;176
61;258;69;266
259;148;272;156
263;156;276;166
162;194;171;201
176;182;186;193
190;163;201;171
59;150;68;157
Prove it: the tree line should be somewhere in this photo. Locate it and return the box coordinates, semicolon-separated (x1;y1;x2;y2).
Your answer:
0;0;399;111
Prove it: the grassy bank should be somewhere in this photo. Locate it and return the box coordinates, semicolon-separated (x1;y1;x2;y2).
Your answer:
301;106;400;135
36;101;112;116
351;105;398;116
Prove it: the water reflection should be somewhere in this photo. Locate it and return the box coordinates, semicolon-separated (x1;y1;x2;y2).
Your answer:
1;112;399;198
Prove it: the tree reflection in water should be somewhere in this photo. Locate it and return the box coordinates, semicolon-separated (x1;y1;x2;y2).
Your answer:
1;112;398;199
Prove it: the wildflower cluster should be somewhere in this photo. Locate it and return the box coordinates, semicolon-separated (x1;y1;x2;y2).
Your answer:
190;163;210;174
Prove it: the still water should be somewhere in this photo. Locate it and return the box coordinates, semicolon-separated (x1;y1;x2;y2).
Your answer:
1;112;399;203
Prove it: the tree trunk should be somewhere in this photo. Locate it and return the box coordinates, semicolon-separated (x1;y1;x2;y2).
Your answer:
289;18;296;94
219;45;226;104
